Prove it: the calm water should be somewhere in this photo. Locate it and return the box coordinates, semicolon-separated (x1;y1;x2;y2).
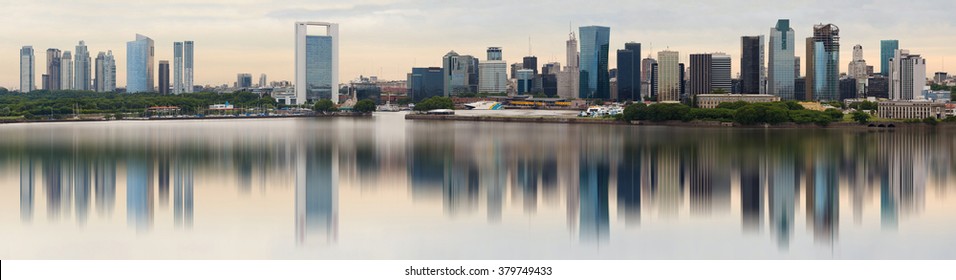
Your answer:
2;112;955;259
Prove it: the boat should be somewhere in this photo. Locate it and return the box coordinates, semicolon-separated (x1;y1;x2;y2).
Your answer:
377;100;400;112
463;101;503;110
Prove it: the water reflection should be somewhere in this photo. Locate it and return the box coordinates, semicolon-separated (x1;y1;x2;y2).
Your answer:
3;116;956;258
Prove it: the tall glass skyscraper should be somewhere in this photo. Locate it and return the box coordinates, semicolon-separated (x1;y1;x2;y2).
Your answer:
579;26;610;99
880;40;899;76
95;51;116;92
616;42;640;101
295;22;338;104
740;36;764;94
173;42;183;94
126;34;154;93
768;19;795;100
20;46;34;92
811;24;840;101
74;41;91;91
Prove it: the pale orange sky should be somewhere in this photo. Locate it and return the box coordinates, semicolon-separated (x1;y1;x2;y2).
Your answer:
2;0;954;90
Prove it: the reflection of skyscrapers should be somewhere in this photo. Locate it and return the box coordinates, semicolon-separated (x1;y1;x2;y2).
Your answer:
617;141;642;225
95;158;116;216
74;159;91;225
173;157;194;228
768;149;796;248
296;143;338;244
810;151;839;244
579;146;609;243
740;152;763;231
126;157;153;232
20;157;35;222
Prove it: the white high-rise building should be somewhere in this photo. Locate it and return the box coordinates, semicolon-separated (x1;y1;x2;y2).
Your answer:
557;31;579;99
889;49;927;100
20;46;34;93
94;51;116;92
478;47;507;94
74;41;91;91
259;74;268;87
847;44;868;96
295;22;339;104
173;42;183;94
60;51;73;90
184;41;194;93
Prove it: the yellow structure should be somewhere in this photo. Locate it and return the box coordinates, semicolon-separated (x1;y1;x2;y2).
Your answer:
798;102;825;111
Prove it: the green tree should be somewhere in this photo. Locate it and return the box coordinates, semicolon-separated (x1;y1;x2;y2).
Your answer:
922;117;939;126
824;108;844;121
353;99;376;113
851;111;871;124
313;99;337;113
622;103;647;121
414;96;454;111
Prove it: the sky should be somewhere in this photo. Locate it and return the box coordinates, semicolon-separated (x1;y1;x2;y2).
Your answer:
1;0;954;90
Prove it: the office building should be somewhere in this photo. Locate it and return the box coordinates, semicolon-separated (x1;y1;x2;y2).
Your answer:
881;40;899;76
711;53;731;93
878;101;945;119
296;22;339;104
523;56;538;75
616;42;640;101
158;60;170;94
657;50;680;101
44;49;62;91
259;74;268;87
847;44;868;96
20;46;34;92
60;51;73;90
889;49;927;100
183;41;194;93
94;51;116;92
934;72;948;84
443;51;475;96
641;57;656;99
579;26;610;99
557;31;579;99
126;34;155;93
740;36;764;94
839;77;857;100
867;76;889;99
768;19;795;100
679;62;686;97
75;41;91;91
479;47;507;94
407;67;443;101
794;56;801;78
689;53;712;95
806;24;840;101
237;73;253;88
173;42;183;94
697;94;780;109
651;62;659;98
516;69;534;94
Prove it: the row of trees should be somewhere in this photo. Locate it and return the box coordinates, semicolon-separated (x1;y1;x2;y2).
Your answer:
0;90;279;118
313;99;376;114
621;101;849;126
413;96;454;111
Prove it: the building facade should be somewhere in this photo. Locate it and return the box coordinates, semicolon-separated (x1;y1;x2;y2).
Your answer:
126;34;154;93
20;46;34;92
616;42;640;101
889;49;927;100
183;41;194;93
295;22;338;104
557;32;579;100
158;60;170;94
711;53;731;93
808;24;840;101
60;51;73;90
878;101;944;119
847;44;868;97
407;67;443;101
516;69;534;94
579;26;610;99
696;94;781;109
740;36;764;94
44;49;62;91
174;42;184;94
442;51;476;96
237;73;253;88
94;51;116;92
689;53;712;95
656;50;680;101
768;19;795;100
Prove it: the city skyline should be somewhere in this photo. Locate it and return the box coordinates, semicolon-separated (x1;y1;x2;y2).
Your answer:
2;0;954;90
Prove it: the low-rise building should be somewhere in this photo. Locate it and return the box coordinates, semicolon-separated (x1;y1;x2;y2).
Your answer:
878;100;946;119
696;94;780;109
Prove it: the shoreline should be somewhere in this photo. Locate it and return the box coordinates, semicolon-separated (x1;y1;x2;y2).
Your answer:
0;113;371;125
405;113;952;129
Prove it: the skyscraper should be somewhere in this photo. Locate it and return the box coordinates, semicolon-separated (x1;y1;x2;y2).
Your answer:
443;50;470;96
60;51;73;90
20;46;34;92
516;69;534;94
94;51;116;92
557;32;579;99
847;44;868;96
689;53;713;95
712;53;732;93
768;19;795;100
259;74;268;87
889;49;927;100
479;47;507;94
740;36;764;94
579;26;610;99
656;50;680;101
74;41;91;91
173;42;183;94
183;41;194;93
616;42;640;101
407;67;443;101
296;22;338;104
158;60;170;94
236;73;252;88
126;34;154;93
44;49;62;91
641;57;656;99
881;40;899;76
522;56;538;75
808;24;840;101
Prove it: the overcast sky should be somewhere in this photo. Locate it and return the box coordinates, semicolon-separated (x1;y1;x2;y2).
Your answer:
2;0;954;90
